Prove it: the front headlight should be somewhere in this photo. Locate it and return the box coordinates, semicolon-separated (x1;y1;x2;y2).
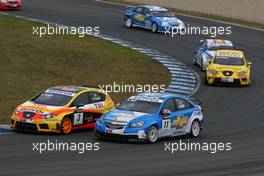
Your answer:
209;69;218;75
161;21;169;26
238;71;247;78
13;108;19;115
130;121;144;128
41;113;56;119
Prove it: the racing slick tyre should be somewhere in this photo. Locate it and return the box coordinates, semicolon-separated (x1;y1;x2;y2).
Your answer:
151;23;158;33
147;125;158;143
61;117;73;134
190;120;200;137
125;18;133;28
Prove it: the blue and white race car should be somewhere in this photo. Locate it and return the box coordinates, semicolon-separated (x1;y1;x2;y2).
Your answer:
95;93;203;143
193;39;234;70
123;5;185;33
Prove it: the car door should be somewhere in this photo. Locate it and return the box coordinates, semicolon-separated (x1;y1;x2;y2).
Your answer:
70;92;91;126
159;98;177;137
143;7;152;29
133;7;145;26
70;92;106;125
170;98;195;136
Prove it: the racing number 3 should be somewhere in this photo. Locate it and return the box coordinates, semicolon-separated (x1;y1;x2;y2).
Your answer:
73;113;83;125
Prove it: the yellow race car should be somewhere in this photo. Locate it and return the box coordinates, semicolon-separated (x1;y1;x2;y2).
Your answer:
10;86;115;134
206;50;252;86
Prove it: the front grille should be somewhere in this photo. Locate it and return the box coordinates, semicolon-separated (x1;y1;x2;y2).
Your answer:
104;120;126;129
105;124;124;130
23;111;35;119
15;122;38;133
169;22;179;26
222;71;233;76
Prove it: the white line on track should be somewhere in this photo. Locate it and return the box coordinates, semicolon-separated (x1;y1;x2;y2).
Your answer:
171;81;195;87
0;11;200;97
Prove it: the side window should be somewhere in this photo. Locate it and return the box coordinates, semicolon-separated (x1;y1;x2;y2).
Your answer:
88;92;106;103
71;93;90;106
134;7;143;14
174;98;193;111
143;8;150;15
162;99;176;113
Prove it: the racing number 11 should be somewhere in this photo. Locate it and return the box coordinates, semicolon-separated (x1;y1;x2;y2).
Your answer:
162;119;171;129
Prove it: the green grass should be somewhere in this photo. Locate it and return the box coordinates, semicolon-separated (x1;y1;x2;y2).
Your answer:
106;0;264;29
0;14;170;123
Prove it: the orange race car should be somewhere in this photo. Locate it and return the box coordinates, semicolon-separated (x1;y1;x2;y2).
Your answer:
10;86;115;134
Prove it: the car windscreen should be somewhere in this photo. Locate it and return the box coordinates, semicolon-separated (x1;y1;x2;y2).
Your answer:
151;11;174;17
117;100;161;114
214;57;244;66
206;45;234;51
31;93;73;106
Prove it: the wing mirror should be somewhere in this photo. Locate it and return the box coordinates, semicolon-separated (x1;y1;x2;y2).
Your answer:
247;61;252;66
76;104;84;109
200;39;204;44
161;109;172;117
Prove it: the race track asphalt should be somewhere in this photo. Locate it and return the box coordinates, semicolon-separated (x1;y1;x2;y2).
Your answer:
0;0;264;175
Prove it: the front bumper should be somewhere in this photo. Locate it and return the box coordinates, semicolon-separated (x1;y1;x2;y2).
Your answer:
10;115;61;133
206;73;250;86
95;130;144;142
95;120;148;142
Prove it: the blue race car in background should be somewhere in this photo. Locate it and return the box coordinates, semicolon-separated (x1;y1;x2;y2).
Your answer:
123;5;185;33
193;39;234;71
95;93;203;143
